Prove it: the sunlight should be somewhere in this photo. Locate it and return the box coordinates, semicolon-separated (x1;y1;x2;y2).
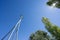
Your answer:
50;1;58;9
50;3;56;8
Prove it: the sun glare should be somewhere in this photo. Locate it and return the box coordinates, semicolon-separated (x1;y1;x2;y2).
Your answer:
51;2;58;8
51;3;56;8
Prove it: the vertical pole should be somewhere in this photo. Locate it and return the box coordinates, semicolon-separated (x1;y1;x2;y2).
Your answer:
16;23;20;40
16;27;19;40
8;16;23;40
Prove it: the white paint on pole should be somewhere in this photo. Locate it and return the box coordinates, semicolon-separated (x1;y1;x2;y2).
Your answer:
8;16;23;40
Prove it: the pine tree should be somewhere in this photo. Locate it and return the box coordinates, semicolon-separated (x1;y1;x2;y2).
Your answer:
42;17;60;40
29;17;60;40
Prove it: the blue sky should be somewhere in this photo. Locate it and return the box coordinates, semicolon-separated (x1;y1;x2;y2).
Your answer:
0;0;60;40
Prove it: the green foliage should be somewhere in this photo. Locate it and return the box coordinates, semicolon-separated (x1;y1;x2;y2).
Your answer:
29;17;60;40
42;17;60;40
29;30;50;40
56;3;60;8
47;2;53;6
47;0;60;8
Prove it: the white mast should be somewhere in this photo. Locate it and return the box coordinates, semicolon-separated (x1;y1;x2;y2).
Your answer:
8;16;23;40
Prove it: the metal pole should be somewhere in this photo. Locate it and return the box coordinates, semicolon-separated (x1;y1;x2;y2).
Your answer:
8;16;23;40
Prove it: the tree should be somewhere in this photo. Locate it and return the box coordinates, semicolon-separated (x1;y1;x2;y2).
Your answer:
42;17;60;40
29;17;60;40
29;30;50;40
47;0;60;8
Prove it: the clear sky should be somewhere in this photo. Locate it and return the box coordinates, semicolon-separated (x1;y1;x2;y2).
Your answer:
0;0;60;40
